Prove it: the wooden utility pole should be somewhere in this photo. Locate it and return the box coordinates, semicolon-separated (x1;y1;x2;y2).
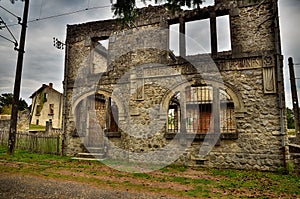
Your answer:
8;0;30;155
288;57;300;144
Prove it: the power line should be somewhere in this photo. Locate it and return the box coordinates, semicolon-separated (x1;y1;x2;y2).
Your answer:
0;5;21;22
0;17;18;48
7;5;111;27
0;34;16;44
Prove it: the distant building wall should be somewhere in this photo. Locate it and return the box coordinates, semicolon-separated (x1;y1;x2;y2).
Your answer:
30;84;63;129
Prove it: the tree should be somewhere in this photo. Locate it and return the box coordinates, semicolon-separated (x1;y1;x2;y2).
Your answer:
111;0;207;22
111;0;261;22
0;93;28;115
287;107;295;129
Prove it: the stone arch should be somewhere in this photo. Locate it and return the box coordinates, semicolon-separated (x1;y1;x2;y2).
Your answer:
223;82;245;114
72;89;124;130
161;79;245;133
161;80;245;115
72;89;125;117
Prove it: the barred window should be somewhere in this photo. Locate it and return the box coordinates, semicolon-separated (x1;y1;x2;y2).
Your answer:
167;85;236;134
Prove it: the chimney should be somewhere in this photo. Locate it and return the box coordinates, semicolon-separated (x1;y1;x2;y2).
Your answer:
49;83;53;88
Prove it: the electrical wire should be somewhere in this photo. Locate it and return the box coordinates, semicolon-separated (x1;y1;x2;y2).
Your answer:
0;16;18;46
0;33;16;44
0;6;20;19
7;5;111;27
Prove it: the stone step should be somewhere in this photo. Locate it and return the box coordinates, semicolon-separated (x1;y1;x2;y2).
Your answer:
76;152;105;159
86;147;105;153
71;157;104;161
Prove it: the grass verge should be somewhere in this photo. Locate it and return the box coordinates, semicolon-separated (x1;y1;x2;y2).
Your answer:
0;146;299;198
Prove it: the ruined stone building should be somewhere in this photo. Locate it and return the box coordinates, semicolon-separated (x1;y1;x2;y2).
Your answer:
30;83;63;129
63;0;293;171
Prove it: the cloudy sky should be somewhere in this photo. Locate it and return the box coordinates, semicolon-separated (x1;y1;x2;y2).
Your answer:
0;0;299;108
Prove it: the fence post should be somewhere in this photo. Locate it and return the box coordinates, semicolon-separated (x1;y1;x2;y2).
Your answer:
56;136;59;154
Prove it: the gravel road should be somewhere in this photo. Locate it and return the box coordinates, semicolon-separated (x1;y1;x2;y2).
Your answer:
0;174;177;199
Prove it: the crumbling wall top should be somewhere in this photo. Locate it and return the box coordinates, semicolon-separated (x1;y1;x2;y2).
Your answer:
66;0;272;44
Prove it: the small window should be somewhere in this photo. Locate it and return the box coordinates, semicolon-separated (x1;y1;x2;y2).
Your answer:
49;104;54;115
36;119;39;125
44;93;48;102
91;38;109;74
36;105;41;116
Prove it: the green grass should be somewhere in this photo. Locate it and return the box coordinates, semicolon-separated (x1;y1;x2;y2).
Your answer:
0;146;299;198
288;129;296;136
210;168;300;195
132;173;152;179
29;124;46;131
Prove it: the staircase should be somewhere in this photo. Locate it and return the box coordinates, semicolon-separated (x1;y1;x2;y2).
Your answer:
72;147;106;161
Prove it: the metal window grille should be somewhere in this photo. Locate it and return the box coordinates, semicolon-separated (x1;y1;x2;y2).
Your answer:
168;86;236;134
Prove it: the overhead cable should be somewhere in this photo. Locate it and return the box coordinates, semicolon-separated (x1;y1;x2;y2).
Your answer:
7;5;111;27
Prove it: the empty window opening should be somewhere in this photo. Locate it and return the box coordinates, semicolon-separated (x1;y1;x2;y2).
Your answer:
168;92;180;132
169;23;180;56
44;93;48;102
217;15;231;52
36;105;41;116
98;39;109;50
49;104;54;115
91;38;109;74
185;19;211;55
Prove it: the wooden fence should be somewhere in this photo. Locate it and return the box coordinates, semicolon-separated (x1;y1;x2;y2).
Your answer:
0;130;61;155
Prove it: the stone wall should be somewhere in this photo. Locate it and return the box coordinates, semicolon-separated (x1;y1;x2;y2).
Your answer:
0;110;30;132
63;0;291;171
0;116;10;131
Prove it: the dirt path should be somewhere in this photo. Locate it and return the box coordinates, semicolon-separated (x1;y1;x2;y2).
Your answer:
0;174;177;199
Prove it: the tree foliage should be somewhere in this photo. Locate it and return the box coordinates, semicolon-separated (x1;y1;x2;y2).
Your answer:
286;107;300;130
287;107;295;129
111;0;261;22
111;0;205;22
0;93;28;115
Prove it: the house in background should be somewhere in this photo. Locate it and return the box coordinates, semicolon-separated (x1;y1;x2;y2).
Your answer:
30;83;63;129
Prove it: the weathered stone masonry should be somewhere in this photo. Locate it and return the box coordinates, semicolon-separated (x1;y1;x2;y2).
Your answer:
63;0;290;171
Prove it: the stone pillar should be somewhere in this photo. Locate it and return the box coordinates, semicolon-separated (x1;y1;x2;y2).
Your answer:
106;97;112;132
174;106;179;132
179;16;186;57
180;89;187;145
212;86;220;145
210;12;218;57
